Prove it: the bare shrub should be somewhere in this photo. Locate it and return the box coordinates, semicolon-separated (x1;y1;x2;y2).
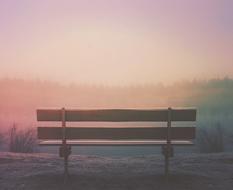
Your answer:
9;124;37;153
0;132;4;146
197;122;224;153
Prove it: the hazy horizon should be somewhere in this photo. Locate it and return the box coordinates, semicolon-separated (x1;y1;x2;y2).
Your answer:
1;77;233;128
1;0;233;85
1;75;233;87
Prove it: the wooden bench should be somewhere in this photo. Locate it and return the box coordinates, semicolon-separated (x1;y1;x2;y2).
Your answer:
37;107;196;178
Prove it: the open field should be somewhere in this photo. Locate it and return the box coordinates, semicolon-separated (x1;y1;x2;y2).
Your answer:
0;152;233;190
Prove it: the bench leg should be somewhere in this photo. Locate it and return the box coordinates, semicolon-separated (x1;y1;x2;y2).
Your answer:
162;145;174;177
164;148;169;177
59;145;71;183
64;153;69;182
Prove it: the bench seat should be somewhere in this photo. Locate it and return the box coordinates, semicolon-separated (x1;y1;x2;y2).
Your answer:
39;140;194;146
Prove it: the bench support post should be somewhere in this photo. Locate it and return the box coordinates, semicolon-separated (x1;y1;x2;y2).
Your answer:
165;107;172;177
61;107;69;182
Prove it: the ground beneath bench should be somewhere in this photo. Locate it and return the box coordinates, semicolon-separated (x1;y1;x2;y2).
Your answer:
0;152;233;190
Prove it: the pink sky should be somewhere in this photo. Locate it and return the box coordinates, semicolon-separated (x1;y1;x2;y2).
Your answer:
0;0;233;85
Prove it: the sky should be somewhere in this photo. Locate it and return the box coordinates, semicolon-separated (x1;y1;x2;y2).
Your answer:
0;0;233;85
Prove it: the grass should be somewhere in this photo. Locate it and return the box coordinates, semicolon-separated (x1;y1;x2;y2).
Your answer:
9;124;37;153
197;122;224;153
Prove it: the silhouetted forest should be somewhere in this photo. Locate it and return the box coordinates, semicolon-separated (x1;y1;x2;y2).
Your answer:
0;77;233;152
0;77;233;127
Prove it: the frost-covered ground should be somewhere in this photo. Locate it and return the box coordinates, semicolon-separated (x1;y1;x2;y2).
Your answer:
0;152;233;190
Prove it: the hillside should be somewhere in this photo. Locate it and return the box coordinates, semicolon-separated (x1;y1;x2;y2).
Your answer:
0;152;233;190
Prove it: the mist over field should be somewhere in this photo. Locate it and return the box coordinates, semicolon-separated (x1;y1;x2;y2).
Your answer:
0;77;233;154
1;77;233;188
1;77;233;124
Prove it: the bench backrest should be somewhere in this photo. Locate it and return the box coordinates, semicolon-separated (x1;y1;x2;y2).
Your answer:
37;108;196;141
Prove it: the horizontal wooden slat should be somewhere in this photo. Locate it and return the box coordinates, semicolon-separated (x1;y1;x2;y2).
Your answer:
38;140;194;146
38;127;195;140
37;108;196;122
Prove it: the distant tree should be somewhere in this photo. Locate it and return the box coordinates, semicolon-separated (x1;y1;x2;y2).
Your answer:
197;122;224;153
9;124;37;153
0;131;4;146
